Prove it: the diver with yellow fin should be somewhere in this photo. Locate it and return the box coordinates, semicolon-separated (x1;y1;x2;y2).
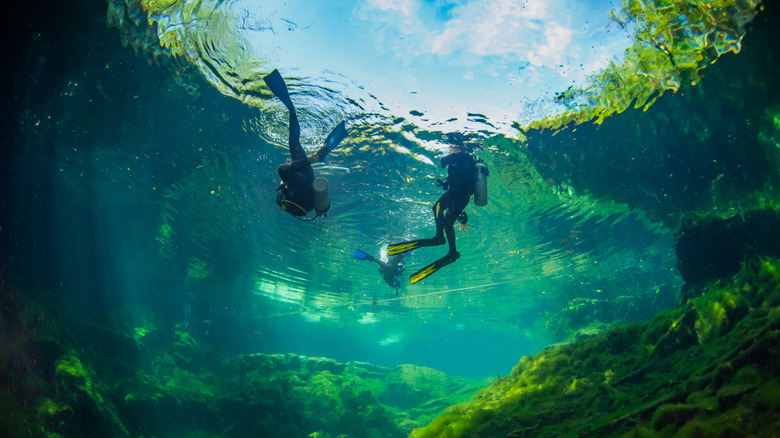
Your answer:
387;133;489;284
264;69;348;220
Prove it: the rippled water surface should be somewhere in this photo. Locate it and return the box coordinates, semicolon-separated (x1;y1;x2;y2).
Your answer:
4;0;768;377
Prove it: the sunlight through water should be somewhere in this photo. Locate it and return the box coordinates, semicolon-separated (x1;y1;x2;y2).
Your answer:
103;0;763;370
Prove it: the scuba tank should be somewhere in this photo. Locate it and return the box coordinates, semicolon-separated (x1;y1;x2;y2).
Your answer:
473;159;489;206
312;177;330;216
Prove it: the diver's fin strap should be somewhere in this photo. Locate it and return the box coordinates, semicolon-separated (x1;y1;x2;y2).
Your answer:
387;238;441;256
409;252;460;284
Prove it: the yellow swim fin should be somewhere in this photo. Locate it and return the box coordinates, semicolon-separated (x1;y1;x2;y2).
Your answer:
409;252;460;284
387;240;423;256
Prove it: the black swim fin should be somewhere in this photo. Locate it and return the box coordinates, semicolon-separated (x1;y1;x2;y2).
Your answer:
409;252;460;284
324;121;348;153
263;69;294;110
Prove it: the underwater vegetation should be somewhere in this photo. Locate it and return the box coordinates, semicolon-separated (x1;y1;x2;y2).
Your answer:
0;287;489;438
6;209;780;437
411;249;780;437
5;1;780;438
524;0;763;132
518;1;780;231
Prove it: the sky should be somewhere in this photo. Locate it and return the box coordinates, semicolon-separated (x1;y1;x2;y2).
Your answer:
205;0;633;132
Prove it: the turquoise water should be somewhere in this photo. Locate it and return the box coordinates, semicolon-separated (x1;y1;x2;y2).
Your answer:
2;0;777;436
5;0;683;377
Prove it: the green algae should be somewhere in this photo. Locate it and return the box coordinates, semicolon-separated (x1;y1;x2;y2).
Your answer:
758;101;780;149
411;254;780;437
524;0;762;133
34;397;73;432
55;353;102;406
54;352;130;437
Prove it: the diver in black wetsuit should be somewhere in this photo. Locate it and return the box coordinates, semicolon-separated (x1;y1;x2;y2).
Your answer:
387;133;487;284
264;69;347;219
353;249;405;294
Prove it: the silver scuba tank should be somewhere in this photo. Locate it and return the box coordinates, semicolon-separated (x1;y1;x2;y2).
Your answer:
312;177;330;215
473;160;488;206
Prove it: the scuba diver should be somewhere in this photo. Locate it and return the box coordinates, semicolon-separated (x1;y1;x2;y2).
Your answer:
386;133;489;284
353;249;406;294
263;69;348;220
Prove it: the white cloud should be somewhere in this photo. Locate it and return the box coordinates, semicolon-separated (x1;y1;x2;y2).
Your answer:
365;0;424;36
432;0;552;58
526;22;573;67
365;0;558;60
368;0;417;16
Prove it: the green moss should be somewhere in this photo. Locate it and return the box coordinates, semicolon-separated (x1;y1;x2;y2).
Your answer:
55;352;102;406
653;403;699;431
524;0;762;132
694;288;749;342
414;254;780;437
758;101;780;149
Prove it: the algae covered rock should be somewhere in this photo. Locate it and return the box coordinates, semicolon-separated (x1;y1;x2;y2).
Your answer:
652;403;699;430
303;356;346;374
54;351;129;437
35;397;74;431
226;352;303;374
650;305;699;358
716;384;757;410
346;360;392;380
412;254;780;437
382;364;455;410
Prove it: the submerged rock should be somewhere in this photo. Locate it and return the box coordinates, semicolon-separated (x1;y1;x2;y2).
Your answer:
676;209;780;287
383;365;454;410
411;254;780;437
54;352;129;437
302;356;346;374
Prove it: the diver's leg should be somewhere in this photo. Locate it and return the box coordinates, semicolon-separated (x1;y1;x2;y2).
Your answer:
388;195;458;256
264;70;308;163
281;94;312;180
407;217;460;284
444;222;458;256
442;191;469;256
287;102;309;163
431;198;448;243
387;197;449;255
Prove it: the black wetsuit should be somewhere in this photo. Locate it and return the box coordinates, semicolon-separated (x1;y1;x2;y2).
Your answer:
378;256;405;292
386;151;478;283
431;152;477;255
275;97;315;216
